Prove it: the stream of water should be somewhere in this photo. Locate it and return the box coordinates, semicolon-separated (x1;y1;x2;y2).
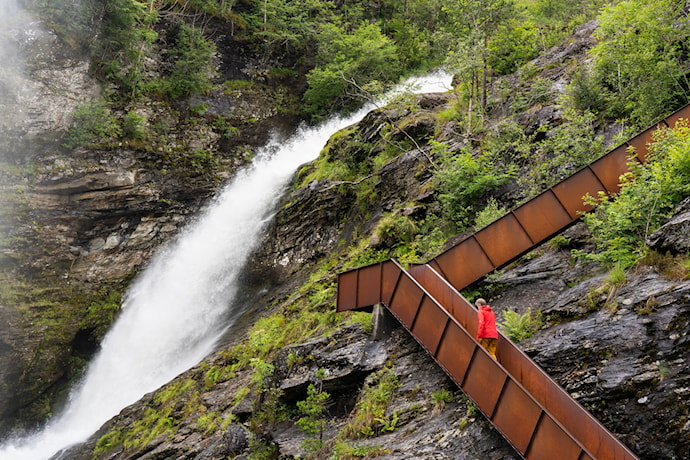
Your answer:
0;22;451;454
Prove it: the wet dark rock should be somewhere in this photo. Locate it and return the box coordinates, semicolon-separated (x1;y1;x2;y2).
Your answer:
647;197;690;255
268;323;517;460
197;423;249;459
518;272;690;459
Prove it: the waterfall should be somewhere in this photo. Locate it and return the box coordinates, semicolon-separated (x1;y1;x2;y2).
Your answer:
0;27;451;455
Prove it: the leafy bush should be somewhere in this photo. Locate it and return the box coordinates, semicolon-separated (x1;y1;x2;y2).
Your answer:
520;108;605;195
474;197;507;230
488;22;540;76
305;23;401;116
588;0;690;126
160;24;216;99
500;308;542;342
579;121;690;268
433;142;513;229
373;213;418;248
63;100;122;148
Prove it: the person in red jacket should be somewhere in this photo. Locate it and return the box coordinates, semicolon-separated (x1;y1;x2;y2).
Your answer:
476;298;498;360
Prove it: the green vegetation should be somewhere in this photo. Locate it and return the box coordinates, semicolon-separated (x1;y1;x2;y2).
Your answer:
153;23;216;99
94;378;197;454
500;308;543;342
63;100;122;148
434;142;514;230
296;370;331;452
579;122;690;268
585;0;690;127
340;366;400;438
431;389;454;413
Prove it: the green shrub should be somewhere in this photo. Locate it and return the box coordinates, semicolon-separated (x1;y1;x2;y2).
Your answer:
500;308;542;342
341;367;399;438
488;22;540;76
433;142;513;229
305;23;401;116
579;121;690;268
296;378;331;452
521;108;605;195
63;100;122;148
373;213;418;248
474;197;507;230
123;111;147;140
161;24;216;99
588;0;690;127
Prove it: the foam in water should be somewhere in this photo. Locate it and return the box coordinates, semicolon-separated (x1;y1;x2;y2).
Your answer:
0;69;451;458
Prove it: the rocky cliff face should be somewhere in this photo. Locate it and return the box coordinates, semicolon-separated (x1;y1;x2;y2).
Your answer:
68;212;689;460
1;9;688;460
0;6;302;435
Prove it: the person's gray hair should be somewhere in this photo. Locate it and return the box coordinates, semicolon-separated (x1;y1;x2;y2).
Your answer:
475;298;487;307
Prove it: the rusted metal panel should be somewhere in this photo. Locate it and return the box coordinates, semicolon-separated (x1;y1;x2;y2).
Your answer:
513;190;573;244
409;264;476;334
527;415;586;460
433;235;494;290
499;341;551;405
381;260;401;306
408;266;638;459
492;380;543;454
626;128;655;163
357;263;382;308
664;103;690;128
474;213;535;267
496;328;637;460
336;269;359;312
411;297;449;355
333;104;690;460
551;167;605;219
435;321;475;384
375;264;638;459
589;144;635;195
462;350;505;416
388;274;424;327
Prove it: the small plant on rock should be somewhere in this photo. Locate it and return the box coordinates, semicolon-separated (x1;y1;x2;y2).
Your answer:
500;308;542;342
296;369;331;453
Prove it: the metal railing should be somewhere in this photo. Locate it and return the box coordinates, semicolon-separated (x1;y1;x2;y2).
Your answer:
338;260;637;459
336;103;690;458
426;104;690;293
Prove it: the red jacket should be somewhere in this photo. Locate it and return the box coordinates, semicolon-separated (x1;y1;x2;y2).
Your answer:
477;305;498;339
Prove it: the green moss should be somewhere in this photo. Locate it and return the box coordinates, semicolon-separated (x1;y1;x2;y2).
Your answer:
340;366;400;439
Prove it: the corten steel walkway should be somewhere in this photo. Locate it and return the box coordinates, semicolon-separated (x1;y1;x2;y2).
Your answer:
336;103;690;459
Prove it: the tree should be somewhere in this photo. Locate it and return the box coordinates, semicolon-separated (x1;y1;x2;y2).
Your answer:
588;0;690;126
442;0;518;115
296;371;330;453
304;22;401;116
162;23;216;99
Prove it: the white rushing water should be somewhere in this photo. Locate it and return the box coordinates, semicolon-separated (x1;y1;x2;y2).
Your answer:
0;71;451;459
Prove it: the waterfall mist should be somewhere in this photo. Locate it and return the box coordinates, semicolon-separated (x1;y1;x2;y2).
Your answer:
0;0;30;154
0;68;450;458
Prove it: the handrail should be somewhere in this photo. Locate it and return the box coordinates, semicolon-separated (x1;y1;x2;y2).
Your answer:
338;260;636;459
336;102;690;458
426;103;690;293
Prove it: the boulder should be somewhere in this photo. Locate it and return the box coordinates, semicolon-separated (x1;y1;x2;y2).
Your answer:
647;197;690;255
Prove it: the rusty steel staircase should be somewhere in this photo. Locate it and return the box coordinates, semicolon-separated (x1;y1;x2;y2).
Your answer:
336;103;690;459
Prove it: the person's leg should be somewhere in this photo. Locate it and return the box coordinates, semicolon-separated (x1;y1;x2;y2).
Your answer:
486;338;497;360
480;338;498;360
